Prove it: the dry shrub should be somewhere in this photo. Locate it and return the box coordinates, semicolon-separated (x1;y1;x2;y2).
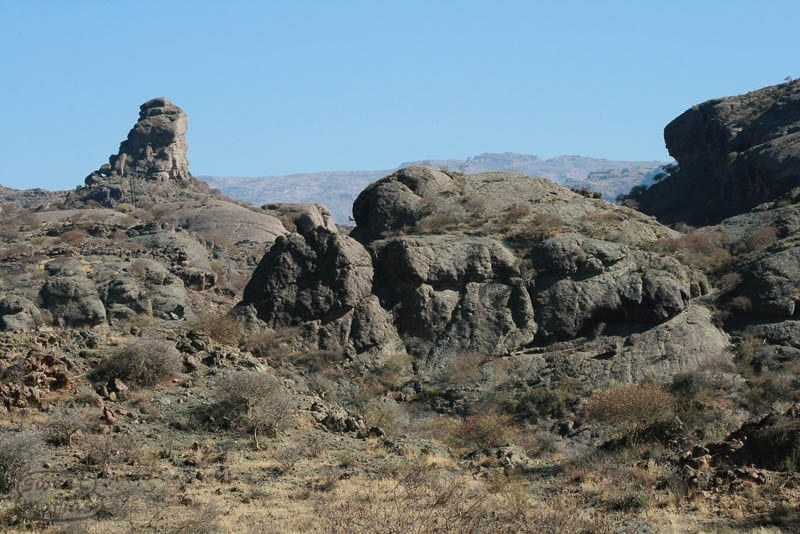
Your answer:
518;212;564;240
374;352;414;390
99;339;181;387
505;203;532;219
47;406;90;446
59;229;88;246
320;468;498;533
0;205;38;231
440;352;487;388
743;225;779;252
128;259;149;278
242;326;300;357
321;467;611;533
451;411;516;450
210;370;294;448
657;229;732;272
363;397;410;435
151;205;174;222
115;203;135;214
188;311;249;346
110;481;221;533
416;210;464;234
0;430;46;492
463;195;489;217
584;383;675;442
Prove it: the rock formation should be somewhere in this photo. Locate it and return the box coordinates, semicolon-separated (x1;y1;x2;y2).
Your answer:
238;166;726;379
628;79;800;225
68;97;217;208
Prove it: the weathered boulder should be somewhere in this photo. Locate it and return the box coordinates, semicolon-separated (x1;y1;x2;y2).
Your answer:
532;235;703;339
261;203;337;235
737;246;800;318
352;166;453;241
630;79;800;225
371;235;536;367
170;199;287;247
98;259;191;324
507;304;731;386
0;296;43;331
242;227;373;325
39;259;106;327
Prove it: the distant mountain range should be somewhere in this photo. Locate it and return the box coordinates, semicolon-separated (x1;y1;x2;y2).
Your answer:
199;153;668;222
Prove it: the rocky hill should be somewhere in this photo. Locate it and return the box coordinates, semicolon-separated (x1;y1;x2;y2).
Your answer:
2;89;800;531
626;79;800;225
201;153;665;223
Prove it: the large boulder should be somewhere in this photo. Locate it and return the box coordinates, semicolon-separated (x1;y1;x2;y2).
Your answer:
241;227;373;325
39;258;106;327
531;234;704;339
352;166;453;241
98;259;191;324
0;296;43;331
170;199;287;248
371;235;536;368
630;79;800;225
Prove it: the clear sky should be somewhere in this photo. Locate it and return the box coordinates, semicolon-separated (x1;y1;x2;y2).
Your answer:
1;0;798;190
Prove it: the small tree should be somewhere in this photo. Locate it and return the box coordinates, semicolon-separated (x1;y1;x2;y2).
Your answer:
212;371;294;449
0;430;46;492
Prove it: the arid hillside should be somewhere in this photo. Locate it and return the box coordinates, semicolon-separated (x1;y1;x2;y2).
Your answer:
1;85;800;532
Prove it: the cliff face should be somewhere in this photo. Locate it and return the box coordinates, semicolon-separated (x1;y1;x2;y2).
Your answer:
632;79;800;225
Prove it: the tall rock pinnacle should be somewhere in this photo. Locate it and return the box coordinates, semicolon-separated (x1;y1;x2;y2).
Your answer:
86;97;190;186
74;97;205;207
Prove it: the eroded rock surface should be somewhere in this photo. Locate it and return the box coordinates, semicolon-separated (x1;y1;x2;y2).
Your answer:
630;79;800;225
240;166;723;378
66;97;220;208
39;259;107;327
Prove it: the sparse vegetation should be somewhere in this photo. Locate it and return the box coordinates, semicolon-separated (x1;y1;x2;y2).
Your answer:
655;228;733;272
0;430;45;493
58;228;88;245
208;370;294;448
98;339;181;387
584;383;676;444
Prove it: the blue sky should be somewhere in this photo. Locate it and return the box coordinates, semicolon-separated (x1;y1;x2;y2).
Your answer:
1;0;798;190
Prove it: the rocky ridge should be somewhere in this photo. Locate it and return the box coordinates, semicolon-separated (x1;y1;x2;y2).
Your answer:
629;79;800;225
1;98;292;333
237;166;726;383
